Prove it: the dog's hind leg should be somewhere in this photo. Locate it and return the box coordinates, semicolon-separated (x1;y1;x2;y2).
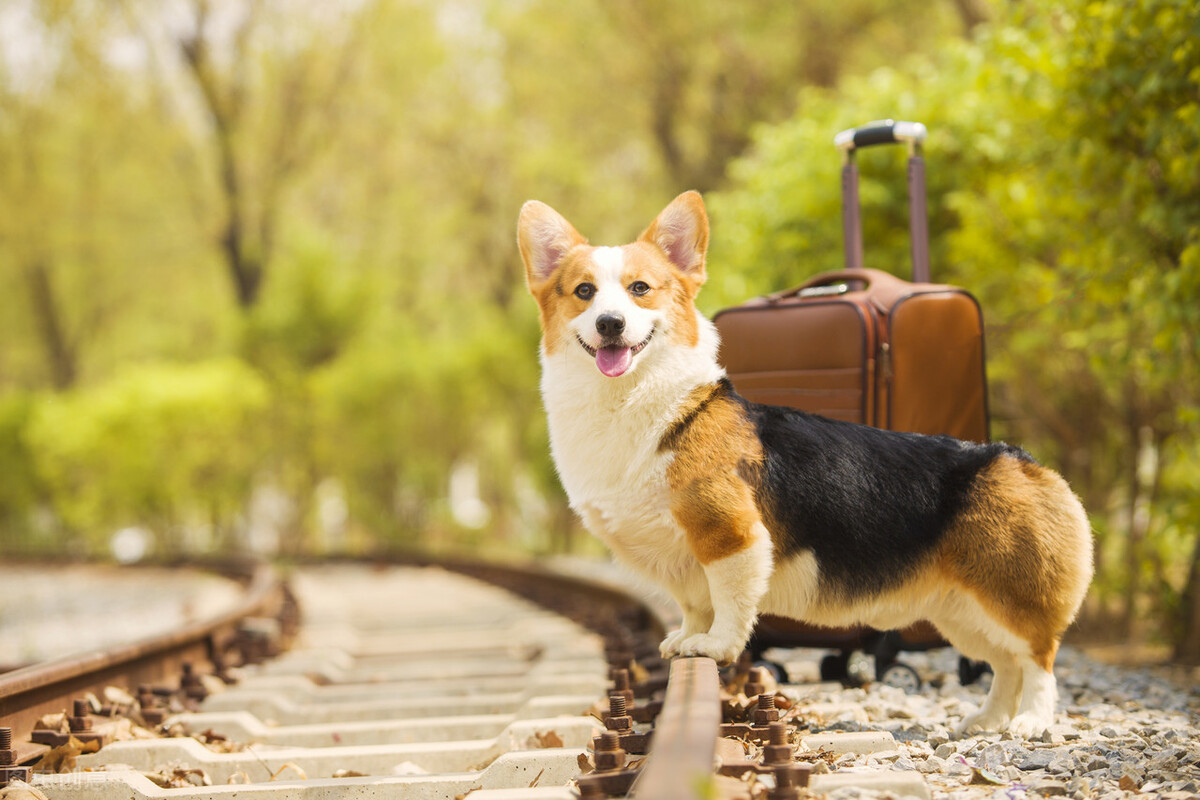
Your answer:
677;524;773;665
958;650;1022;734
1009;644;1060;738
934;613;1023;734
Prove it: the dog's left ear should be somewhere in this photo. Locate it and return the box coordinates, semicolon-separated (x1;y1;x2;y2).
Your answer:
639;191;709;285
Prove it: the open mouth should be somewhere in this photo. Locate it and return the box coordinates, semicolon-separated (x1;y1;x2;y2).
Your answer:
577;328;655;378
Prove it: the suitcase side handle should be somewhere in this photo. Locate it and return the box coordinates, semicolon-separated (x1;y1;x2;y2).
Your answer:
835;120;927;152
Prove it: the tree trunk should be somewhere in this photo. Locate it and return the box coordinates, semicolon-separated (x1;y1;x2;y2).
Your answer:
26;260;77;389
1174;534;1200;664
949;0;989;37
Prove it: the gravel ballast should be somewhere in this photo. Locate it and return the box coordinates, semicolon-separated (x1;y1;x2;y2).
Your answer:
772;646;1200;800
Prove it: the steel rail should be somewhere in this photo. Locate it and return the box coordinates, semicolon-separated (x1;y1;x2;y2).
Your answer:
630;656;722;800
0;560;286;762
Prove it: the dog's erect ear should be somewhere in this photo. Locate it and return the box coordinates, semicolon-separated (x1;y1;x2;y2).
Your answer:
639;191;709;285
518;201;587;291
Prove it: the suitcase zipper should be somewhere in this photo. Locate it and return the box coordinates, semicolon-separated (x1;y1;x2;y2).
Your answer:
879;341;893;382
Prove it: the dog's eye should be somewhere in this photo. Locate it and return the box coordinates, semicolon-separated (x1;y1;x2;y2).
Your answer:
629;281;651;296
574;283;596;300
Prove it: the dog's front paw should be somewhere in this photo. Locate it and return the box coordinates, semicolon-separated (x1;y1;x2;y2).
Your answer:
659;629;688;658
677;633;742;666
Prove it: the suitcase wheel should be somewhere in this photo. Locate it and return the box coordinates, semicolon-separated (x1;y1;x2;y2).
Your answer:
820;651;851;683
958;657;993;687
877;661;922;693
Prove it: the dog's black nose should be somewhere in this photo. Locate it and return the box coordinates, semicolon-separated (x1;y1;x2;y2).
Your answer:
596;314;625;338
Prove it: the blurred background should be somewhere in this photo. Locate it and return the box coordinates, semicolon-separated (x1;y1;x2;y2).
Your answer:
0;0;1196;661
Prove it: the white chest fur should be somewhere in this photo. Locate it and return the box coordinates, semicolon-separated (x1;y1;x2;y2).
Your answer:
539;314;724;582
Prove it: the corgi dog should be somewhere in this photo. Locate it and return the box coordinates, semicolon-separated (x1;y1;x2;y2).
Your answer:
517;191;1093;737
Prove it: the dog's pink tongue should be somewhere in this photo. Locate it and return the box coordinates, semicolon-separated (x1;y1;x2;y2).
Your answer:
596;346;632;377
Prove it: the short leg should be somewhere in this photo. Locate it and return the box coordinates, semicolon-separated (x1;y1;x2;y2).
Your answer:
660;600;714;658
1009;658;1058;738
659;569;714;657
932;612;1021;735
678;529;772;665
958;651;1021;734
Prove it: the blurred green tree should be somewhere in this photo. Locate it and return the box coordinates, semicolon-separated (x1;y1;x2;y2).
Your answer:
118;0;368;310
25;359;271;555
0;3;213;389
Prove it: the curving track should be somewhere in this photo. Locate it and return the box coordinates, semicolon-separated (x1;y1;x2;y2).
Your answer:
1;559;946;800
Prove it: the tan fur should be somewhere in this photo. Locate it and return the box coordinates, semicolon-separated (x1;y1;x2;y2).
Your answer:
661;385;765;565
527;249;590;355
937;454;1093;672
623;241;703;347
519;201;589;356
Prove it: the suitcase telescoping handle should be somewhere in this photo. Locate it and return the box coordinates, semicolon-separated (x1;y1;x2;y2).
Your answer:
834;120;931;283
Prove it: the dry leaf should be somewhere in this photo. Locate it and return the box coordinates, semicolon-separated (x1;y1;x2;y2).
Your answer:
586;698;609;721
966;765;1006;786
34;736;101;773
529;768;545;788
0;782;52;800
35;714;66;733
268;763;307;781
143;767;212;788
331;769;367;778
172;768;212;788
103;686;136;707
94;717;136;744
534;730;564;748
194;728;244;752
469;753;501;771
577;752;595;775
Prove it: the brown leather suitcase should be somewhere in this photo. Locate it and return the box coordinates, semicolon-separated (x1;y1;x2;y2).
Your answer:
713;120;990;687
714;122;989;442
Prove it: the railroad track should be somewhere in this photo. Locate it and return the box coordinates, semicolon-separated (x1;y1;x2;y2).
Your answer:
1;559;939;800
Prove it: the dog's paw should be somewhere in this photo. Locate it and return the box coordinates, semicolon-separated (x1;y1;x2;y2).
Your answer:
1008;713;1051;740
677;633;742;666
659;629;687;658
956;709;1012;736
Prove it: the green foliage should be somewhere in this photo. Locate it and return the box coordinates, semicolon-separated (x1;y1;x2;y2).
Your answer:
24;360;271;555
0;392;41;551
241;230;375;375
307;305;553;554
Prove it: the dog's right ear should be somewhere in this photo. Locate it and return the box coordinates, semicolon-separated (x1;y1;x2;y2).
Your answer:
518;201;587;291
